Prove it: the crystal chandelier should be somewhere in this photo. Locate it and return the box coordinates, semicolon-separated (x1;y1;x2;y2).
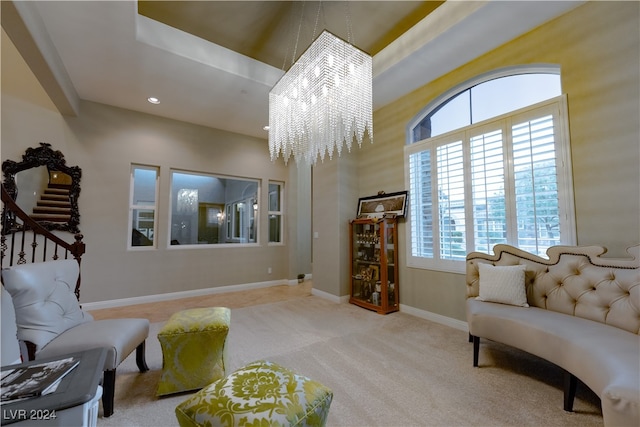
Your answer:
269;30;373;165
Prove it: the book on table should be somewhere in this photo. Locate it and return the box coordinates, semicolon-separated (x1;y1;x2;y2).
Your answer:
0;357;80;402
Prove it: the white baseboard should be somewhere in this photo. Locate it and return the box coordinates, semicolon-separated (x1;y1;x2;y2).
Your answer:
400;304;468;331
81;279;290;311
286;273;312;286
310;287;348;303
82;279;468;334
311;291;467;330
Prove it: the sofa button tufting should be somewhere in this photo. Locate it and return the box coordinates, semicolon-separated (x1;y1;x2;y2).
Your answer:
465;243;640;427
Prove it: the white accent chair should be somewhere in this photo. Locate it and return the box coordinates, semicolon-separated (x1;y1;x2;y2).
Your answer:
1;259;149;417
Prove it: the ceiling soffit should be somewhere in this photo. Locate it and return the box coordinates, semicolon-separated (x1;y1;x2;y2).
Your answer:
137;1;444;69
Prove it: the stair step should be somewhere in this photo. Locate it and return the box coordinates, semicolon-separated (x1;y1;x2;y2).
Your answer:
44;188;70;196
33;206;72;214
48;183;72;190
37;200;71;208
30;214;71;222
41;194;70;201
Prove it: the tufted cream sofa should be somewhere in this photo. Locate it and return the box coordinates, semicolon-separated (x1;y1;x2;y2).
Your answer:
466;244;639;427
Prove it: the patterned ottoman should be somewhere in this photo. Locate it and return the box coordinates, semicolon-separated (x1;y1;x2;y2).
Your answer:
156;307;230;396
175;360;333;427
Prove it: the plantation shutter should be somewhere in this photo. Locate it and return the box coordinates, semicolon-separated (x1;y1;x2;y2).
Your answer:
470;129;507;254
511;114;561;254
405;96;573;271
408;150;433;257
437;141;466;260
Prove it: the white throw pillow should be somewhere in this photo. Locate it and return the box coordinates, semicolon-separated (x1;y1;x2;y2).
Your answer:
476;263;529;307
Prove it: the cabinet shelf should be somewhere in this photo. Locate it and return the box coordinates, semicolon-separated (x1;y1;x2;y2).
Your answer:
354;260;379;265
349;217;399;314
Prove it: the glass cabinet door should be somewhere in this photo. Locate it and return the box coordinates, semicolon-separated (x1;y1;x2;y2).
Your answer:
350;217;398;314
351;221;380;304
384;219;397;308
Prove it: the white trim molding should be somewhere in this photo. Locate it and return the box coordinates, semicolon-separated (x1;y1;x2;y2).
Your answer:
400;304;468;332
310;288;348;304
81;279;289;311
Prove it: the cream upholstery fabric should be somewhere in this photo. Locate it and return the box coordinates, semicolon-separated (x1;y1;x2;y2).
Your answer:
2;260;93;350
466;244;640;427
157;307;230;396
467;245;640;333
1;285;20;364
37;318;150;370
1;259;150;417
1;259;150;370
476;263;528;307
175;360;333;427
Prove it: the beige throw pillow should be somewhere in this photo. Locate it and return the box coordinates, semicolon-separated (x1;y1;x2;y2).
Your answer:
476;263;529;307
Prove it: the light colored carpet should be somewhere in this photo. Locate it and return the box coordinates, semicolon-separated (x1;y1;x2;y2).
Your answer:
98;295;603;426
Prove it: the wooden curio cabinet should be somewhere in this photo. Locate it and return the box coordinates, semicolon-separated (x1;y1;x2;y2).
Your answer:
349;216;399;314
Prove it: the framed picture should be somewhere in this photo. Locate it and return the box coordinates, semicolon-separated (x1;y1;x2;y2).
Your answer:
357;191;408;218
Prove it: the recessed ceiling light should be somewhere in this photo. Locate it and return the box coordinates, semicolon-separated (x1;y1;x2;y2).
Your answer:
147;97;160;104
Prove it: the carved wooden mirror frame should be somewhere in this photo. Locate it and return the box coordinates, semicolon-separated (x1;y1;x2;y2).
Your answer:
2;143;82;233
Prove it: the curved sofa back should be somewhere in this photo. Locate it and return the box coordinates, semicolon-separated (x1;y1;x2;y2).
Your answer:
466;244;640;335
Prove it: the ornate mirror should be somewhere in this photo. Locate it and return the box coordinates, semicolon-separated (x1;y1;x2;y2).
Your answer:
2;143;81;233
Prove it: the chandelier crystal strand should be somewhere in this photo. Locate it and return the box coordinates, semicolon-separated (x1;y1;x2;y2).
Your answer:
269;30;373;166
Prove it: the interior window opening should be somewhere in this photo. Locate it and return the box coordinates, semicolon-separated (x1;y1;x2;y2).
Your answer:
129;165;159;249
170;171;259;246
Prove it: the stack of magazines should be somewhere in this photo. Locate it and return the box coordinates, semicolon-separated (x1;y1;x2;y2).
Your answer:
1;357;79;402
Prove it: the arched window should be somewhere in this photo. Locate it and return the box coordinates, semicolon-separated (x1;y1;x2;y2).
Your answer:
404;67;576;272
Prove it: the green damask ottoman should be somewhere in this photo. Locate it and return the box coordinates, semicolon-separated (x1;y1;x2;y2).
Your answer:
175;360;333;427
156;307;231;396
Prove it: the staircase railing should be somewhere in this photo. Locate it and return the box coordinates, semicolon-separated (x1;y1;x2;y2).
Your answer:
1;183;85;299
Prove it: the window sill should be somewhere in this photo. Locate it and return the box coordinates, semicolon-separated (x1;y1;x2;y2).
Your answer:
406;258;466;274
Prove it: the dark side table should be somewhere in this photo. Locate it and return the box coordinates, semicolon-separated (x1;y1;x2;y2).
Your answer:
1;347;106;426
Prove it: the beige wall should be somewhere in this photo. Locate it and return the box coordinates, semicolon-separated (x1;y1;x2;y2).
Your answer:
312;154;359;298
2;2;639;323
352;1;640;320
287;162;312;280
1;30;294;305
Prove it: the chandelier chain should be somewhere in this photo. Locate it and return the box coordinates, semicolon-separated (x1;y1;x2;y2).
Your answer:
291;1;306;66
281;2;298;70
312;0;322;41
345;1;353;44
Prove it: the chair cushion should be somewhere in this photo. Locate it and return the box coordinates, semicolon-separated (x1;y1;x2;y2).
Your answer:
175;360;333;427
1;260;93;350
36;318;150;370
